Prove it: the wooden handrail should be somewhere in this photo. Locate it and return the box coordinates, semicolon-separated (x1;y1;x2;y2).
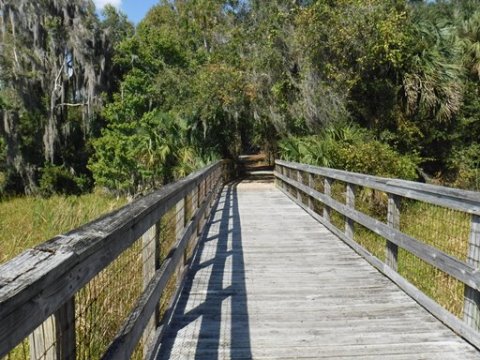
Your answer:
0;161;225;359
276;160;480;214
275;159;480;349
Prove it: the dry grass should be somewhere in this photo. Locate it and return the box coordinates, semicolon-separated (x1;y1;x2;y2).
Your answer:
0;192;127;264
323;183;471;318
2;185;207;360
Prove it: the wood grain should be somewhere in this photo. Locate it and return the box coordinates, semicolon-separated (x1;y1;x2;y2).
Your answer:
152;182;479;359
276;171;480;291
276;160;480;215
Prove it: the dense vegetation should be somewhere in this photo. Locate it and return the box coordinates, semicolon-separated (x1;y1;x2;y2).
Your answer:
1;0;479;197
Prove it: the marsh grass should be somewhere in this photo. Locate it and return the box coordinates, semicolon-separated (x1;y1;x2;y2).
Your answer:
3;183;208;360
398;201;470;317
332;187;470;318
0;192;127;264
1;192;128;359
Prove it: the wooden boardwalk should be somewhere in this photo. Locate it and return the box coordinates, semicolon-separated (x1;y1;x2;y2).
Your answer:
153;182;480;359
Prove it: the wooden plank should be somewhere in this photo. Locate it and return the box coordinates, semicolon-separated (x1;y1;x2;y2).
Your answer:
29;299;75;360
308;173;314;211
297;170;302;203
324;177;332;222
144;185;223;360
464;215;480;331
278;185;480;350
142;223;160;357
0;161;222;358
386;194;400;270
276;160;480;215
275;171;480;291
102;173;223;360
153;183;479;359
345;184;355;238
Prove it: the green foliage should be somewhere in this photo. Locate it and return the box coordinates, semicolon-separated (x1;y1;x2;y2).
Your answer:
446;144;480;191
2;0;480;196
39;165;90;197
279;124;420;180
90;110;216;195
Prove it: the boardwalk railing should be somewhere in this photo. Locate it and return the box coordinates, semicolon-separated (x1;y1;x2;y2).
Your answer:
275;160;480;349
0;161;225;360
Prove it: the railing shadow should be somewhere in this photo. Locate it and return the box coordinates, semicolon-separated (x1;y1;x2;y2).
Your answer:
155;181;252;359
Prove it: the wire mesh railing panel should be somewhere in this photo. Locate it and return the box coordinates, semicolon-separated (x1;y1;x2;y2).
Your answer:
0;164;222;360
355;187;388;223
274;160;480;347
75;238;143;360
398;249;465;317
329;209;344;231
313;174;325;194
157;206;182;318
354;223;387;262
329;180;346;230
330;180;346;205
399;200;470;262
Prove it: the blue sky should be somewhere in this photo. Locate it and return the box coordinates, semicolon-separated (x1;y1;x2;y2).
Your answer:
94;0;159;24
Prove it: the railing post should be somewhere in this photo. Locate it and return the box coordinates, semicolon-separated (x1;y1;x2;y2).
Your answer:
323;178;332;222
345;184;355;238
197;181;202;236
281;166;287;191
276;164;282;189
29;299;75;360
464;215;480;331
176;196;186;283
308;173;314;211
297;170;302;203
142;222;160;357
386;194;400;270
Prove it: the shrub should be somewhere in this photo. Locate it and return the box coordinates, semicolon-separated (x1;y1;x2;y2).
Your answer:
279;124;420;180
446;144;480;191
39;165;87;197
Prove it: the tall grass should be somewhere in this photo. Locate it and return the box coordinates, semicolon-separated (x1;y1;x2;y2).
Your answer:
0;192;127;264
2;181;203;360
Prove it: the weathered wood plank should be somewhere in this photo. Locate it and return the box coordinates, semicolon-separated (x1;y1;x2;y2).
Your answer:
142;222;161;357
102;173;223;360
308;173;314;211
464;215;480;331
345;184;355;238
276;160;480;215
29;299;75;360
276;171;480;291
386;193;400;270
0;161;222;358
279;185;480;351
153;183;479;359
324;177;332;222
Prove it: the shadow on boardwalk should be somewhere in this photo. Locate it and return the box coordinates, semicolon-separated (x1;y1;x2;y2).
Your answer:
155;182;252;359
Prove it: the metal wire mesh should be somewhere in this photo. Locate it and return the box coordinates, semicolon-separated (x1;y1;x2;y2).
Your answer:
396;199;471;318
329;180;346;230
355;187;388;223
1;172;219;360
398;249;465;317
400;200;470;261
75;237;143;360
354;223;387;262
312;174;325;216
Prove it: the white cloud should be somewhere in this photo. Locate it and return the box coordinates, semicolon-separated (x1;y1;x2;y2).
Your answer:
93;0;122;10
